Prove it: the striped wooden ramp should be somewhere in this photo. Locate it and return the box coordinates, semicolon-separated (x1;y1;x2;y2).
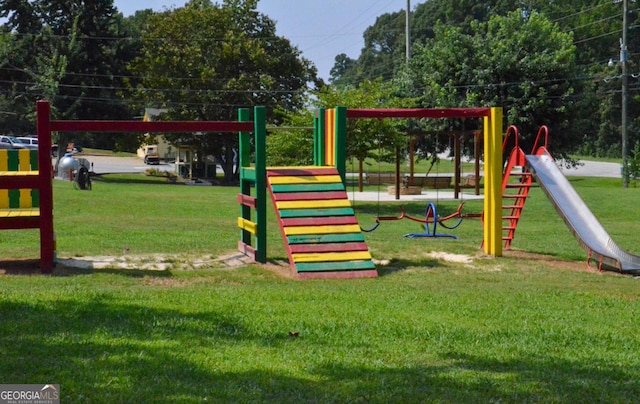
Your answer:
266;166;377;279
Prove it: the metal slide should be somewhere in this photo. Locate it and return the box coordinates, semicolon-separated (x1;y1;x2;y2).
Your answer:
525;151;640;272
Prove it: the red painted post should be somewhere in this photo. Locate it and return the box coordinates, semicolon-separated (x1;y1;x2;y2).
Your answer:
36;100;55;273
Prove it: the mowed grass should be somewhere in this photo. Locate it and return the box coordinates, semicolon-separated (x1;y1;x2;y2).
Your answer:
0;173;639;402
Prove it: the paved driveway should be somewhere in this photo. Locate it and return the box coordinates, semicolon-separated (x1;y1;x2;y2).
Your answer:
66;155;171;174
560;160;621;178
69;154;622;178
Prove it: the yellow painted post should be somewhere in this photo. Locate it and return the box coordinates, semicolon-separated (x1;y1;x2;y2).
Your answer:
483;107;503;256
18;148;32;208
324;109;335;166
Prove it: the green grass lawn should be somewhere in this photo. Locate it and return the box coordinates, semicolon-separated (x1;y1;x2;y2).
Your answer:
1;173;639;402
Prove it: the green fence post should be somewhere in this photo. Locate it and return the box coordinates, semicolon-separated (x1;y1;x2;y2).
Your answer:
334;106;347;182
314;108;325;166
253;106;267;263
238;108;252;247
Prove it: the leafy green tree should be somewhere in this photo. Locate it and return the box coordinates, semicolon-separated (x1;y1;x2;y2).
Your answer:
0;0;141;150
315;79;413;190
265;108;315;167
129;0;318;182
408;10;580;156
329;0;638;159
329;53;358;85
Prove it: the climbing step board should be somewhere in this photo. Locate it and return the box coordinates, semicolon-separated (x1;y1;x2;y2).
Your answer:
266;166;377;279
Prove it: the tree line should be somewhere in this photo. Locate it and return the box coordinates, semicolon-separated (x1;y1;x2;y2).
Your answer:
330;0;639;161
0;0;637;181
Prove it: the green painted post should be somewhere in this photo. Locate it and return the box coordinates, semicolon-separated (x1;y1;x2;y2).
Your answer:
314;108;325;166
238;108;251;247
253;106;267;263
334;106;347;182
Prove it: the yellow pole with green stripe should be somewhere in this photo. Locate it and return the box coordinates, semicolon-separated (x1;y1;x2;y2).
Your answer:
483;107;503;256
0;149;39;209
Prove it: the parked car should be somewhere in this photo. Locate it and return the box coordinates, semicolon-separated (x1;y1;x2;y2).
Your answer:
17;136;38;149
0;135;29;149
143;145;160;164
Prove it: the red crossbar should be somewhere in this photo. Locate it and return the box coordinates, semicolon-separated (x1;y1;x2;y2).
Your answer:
346;108;492;119
0;176;41;189
50;120;254;133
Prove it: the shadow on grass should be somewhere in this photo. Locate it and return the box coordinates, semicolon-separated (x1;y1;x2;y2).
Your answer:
91;173;180;186
0;259;173;278
376;257;441;277
1;297;638;402
58;267;175;278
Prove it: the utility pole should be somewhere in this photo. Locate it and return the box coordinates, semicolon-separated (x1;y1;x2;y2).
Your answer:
621;0;629;188
405;0;411;63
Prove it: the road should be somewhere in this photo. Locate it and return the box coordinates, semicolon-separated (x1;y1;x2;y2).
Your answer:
64;154;622;178
77;155;171;174
559;160;621;178
85;155;170;174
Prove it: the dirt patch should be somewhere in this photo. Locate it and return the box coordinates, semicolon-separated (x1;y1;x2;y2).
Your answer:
0;252;255;276
1;249;629;278
425;251;474;264
56;252;254;271
501;249;603;274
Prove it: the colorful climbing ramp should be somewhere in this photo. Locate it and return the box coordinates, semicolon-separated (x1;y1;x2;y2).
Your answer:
266;166;377;279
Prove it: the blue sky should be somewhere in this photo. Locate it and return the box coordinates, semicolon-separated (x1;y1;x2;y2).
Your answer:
112;0;418;80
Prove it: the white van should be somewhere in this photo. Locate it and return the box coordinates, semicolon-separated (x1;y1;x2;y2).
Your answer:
17;137;38;148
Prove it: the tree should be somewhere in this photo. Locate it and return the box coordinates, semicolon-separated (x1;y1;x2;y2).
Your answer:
329;53;358;85
265;108;315;167
129;0;318;182
408;10;580;156
315;79;414;190
328;0;639;160
0;0;141;150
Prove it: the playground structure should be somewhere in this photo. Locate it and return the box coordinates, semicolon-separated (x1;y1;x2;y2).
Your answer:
0;144;54;273
11;100;637;275
15;101;506;276
30;100;266;273
521;129;640;272
313;106;504;253
237;106;504;278
496;124;640;273
363;202;475;238
496;125;536;249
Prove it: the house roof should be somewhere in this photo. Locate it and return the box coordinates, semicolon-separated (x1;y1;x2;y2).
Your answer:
143;108;169;122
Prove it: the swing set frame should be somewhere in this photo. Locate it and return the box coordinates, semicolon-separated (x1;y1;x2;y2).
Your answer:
314;106;504;256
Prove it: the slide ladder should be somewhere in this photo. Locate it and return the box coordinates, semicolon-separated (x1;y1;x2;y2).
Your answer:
501;146;533;249
498;125;540;250
266;166;377;279
498;125;550;249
